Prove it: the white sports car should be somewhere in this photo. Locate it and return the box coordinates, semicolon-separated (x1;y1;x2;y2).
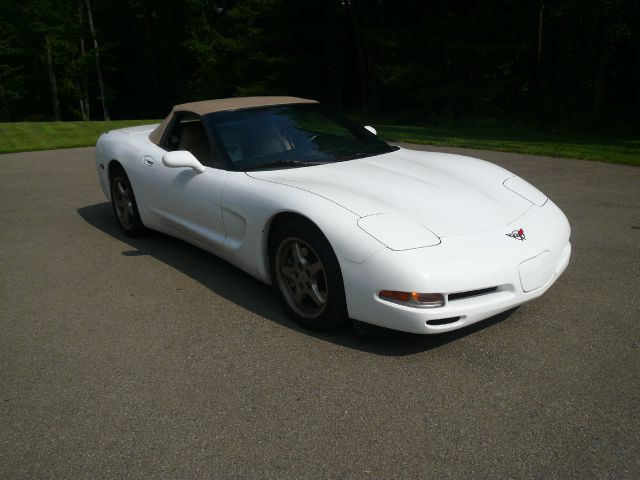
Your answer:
95;96;571;334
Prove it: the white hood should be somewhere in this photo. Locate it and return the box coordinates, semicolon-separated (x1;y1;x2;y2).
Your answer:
248;148;533;238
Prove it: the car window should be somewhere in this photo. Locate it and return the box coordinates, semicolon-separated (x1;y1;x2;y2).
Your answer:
203;104;397;170
163;113;223;169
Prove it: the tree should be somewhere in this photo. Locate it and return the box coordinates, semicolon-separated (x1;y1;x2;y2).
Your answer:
1;0;638;126
85;0;108;120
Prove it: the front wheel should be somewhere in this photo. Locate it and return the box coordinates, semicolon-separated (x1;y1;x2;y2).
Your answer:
110;167;147;237
270;221;347;331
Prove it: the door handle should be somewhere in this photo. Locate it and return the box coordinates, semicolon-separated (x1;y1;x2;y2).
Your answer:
142;156;155;166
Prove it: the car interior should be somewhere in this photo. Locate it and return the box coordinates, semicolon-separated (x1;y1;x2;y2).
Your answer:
217;120;292;164
164;114;217;167
164;113;295;169
178;121;211;164
162;107;377;170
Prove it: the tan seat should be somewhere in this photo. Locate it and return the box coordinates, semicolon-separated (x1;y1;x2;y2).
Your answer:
179;122;211;164
242;123;288;159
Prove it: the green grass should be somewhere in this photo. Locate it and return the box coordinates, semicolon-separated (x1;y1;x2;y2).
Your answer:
0;120;159;154
0;119;638;166
372;122;639;166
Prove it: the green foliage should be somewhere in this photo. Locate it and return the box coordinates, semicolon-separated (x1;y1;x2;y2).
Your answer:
0;0;639;128
0;0;85;120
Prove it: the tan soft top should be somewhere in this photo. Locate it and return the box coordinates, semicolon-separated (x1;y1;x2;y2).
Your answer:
149;96;317;145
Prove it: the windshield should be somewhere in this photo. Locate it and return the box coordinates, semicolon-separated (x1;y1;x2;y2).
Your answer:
202;104;398;170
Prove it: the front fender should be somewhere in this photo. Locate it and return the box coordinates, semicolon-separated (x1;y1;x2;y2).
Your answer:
220;172;386;283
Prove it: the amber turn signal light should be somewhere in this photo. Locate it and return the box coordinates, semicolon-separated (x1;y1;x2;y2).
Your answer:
379;290;445;308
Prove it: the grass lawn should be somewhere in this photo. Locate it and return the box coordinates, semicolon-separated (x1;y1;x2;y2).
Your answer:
0;119;638;166
0;120;159;154
371;122;639;166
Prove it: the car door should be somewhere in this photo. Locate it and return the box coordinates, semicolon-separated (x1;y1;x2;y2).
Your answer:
138;113;227;252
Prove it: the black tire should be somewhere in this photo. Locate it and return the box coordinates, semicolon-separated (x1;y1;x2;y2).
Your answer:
110;166;147;237
269;220;348;331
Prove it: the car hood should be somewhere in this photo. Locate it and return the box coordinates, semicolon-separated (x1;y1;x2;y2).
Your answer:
247;148;533;237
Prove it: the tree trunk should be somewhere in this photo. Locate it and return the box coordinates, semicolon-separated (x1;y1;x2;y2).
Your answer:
166;3;185;100
335;66;342;109
592;19;614;126
79;36;90;120
71;57;85;119
78;0;90;120
536;0;544;84
0;71;9;120
365;2;379;114
142;1;158;90
45;36;62;121
348;0;370;113
86;0;109;121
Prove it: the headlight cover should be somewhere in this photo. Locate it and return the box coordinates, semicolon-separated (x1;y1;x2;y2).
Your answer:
358;213;441;250
503;176;548;206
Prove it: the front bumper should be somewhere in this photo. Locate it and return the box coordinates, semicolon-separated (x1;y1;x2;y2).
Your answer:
340;200;571;334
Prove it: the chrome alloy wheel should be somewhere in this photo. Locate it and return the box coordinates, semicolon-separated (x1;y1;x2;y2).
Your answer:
112;178;136;230
275;237;328;319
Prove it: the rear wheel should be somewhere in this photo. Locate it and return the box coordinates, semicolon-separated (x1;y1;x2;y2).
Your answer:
270;220;347;331
110;167;147;237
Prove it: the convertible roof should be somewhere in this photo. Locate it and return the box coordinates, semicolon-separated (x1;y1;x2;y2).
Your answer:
148;96;317;145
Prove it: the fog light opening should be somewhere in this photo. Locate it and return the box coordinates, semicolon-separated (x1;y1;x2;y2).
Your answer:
379;290;445;308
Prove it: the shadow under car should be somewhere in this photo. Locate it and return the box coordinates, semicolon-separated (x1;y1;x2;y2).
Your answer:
77;202;517;357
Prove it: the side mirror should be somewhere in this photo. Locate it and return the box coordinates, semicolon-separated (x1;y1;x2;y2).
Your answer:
364;125;377;136
162;150;205;173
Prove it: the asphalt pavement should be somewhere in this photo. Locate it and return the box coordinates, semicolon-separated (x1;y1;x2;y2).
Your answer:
1;145;638;479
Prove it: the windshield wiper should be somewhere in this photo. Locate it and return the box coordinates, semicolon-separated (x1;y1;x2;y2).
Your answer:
242;159;325;171
340;147;397;161
339;152;372;161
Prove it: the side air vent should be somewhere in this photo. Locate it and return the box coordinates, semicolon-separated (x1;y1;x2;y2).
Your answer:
426;317;461;326
448;287;498;301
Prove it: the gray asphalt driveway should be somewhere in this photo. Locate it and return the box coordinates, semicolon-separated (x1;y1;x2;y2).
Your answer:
1;145;638;479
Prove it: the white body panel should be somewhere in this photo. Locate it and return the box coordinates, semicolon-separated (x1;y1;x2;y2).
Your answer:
247;149;532;238
95;125;571;334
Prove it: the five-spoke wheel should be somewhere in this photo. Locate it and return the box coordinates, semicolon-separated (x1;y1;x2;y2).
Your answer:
270;220;347;330
112;177;136;230
110;166;146;237
275;238;328;319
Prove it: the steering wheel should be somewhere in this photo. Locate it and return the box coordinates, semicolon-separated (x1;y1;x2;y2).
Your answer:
307;133;329;144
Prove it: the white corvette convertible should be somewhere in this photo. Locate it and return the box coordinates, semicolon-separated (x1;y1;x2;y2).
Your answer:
95;96;571;334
